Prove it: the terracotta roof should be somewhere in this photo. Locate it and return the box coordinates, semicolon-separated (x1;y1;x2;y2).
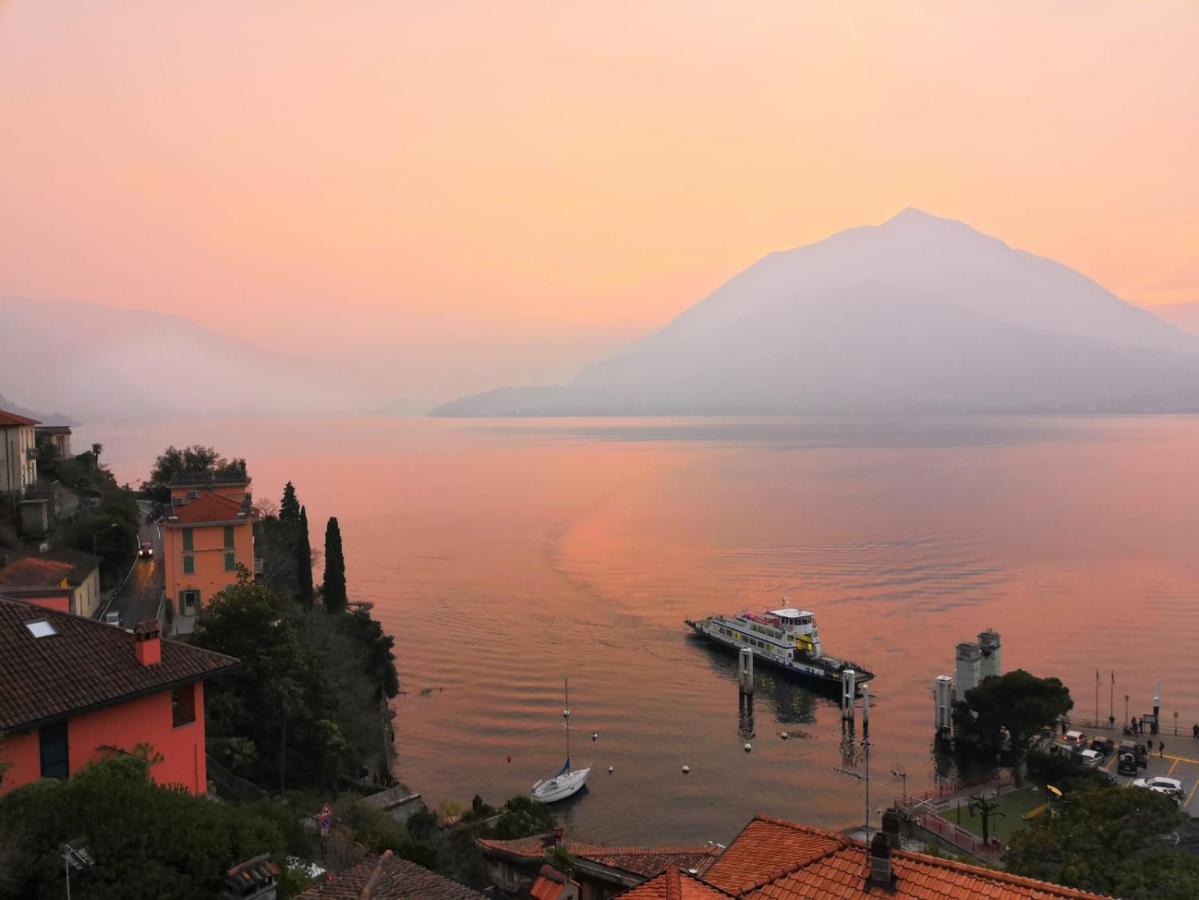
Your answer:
168;492;248;525
621;867;733;900
695;816;1105;900
0;409;39;427
360;785;423;813
0;597;239;732
582;846;723;879
531;864;579;900
0;550;101;590
478;835;722;879
301;852;484;899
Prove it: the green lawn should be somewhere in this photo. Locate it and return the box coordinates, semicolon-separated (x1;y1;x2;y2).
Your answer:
947;786;1044;843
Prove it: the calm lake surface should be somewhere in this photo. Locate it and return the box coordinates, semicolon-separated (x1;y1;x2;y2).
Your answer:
93;416;1199;845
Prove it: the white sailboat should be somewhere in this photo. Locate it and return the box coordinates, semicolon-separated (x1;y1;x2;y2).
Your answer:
530;678;591;804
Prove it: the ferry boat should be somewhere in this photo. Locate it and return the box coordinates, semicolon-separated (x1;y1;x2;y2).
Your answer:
685;605;874;691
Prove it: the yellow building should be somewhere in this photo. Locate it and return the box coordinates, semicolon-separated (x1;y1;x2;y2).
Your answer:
162;479;254;625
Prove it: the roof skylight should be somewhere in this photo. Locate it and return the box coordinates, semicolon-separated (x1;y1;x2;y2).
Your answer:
25;620;58;638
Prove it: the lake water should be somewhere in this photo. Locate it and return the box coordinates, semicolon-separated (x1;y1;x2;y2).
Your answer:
92;416;1199;845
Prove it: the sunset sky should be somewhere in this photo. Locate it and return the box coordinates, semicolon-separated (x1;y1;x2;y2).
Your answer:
2;2;1197;406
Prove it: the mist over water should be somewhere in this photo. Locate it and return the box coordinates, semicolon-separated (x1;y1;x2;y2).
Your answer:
97;416;1199;844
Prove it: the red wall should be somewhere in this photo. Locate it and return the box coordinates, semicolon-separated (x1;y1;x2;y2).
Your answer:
0;682;207;796
13;593;70;614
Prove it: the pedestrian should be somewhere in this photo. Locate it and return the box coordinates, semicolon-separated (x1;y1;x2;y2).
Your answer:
1192;723;1198;741
1132;717;1139;735
1160;740;1166;758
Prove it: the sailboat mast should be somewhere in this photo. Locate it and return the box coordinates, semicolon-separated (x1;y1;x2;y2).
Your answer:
564;677;571;764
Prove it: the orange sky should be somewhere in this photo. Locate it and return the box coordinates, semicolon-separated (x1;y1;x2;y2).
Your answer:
2;2;1197;402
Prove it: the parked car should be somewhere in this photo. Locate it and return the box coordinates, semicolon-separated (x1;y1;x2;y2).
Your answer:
1119;739;1150;770
138;541;154;558
102;610;121;626
1089;737;1114;755
1079;749;1103;769
1117;750;1139;775
1063;730;1086;748
1132;776;1184;802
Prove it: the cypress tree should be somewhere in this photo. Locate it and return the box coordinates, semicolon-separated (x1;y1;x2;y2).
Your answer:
295;506;314;606
280;481;300;524
322;516;347;614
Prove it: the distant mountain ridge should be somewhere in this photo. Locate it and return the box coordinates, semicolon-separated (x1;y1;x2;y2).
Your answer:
0;298;353;423
434;210;1199;416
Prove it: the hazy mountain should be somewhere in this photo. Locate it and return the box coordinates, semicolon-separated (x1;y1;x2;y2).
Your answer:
0;298;354;423
1147;301;1199;337
434;209;1199;416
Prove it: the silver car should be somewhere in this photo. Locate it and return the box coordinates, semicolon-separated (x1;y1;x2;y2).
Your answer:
1132;776;1183;801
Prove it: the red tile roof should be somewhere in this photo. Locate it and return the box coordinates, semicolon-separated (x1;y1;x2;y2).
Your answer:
704;818;842;894
0;550;101;590
0;409;39;427
621;867;733;900
301;852;483;899
0;597;239;732
477;835;722;879
684;816;1105;900
531;865;579;900
168;492;248;525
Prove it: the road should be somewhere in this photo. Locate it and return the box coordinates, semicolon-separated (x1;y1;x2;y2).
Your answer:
105;500;165;629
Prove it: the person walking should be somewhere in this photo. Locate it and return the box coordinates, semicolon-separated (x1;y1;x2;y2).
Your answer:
1192;722;1198;741
1159;740;1166;758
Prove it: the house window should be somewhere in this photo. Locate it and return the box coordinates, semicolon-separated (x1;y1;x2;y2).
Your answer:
180;589;200;614
172;685;196;727
223;526;235;549
183;555;195;575
223;552;236;571
39;721;69;779
182;528;194;552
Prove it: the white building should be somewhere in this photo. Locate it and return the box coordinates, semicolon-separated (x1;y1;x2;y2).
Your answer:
0;409;39;497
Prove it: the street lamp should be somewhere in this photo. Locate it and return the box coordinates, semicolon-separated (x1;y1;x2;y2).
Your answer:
61;838;94;900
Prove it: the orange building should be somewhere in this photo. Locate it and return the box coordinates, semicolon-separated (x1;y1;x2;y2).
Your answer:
162;476;255;626
0;597;238;796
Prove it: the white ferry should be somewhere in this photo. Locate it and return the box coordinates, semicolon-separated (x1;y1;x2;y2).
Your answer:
685;606;874;691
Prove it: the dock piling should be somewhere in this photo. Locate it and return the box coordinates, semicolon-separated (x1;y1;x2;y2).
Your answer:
738;647;754;695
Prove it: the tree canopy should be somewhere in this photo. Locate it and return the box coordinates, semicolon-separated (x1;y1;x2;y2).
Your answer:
296;506;315;606
953;669;1073;783
323;516;347;614
1005;783;1199;899
195;578;397;789
280;481;300;524
193;580;348;789
0;754;289;900
145;445;248;498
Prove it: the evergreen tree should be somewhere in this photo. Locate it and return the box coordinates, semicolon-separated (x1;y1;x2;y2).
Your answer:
322;516;347;614
295;506;314;606
280;481;300;524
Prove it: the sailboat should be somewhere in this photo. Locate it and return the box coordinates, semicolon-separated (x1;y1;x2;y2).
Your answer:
530;678;591;803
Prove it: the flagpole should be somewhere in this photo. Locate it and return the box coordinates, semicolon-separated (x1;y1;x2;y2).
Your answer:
1095;670;1100;729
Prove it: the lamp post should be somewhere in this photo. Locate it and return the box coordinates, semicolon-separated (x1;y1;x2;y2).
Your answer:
1124;694;1130;729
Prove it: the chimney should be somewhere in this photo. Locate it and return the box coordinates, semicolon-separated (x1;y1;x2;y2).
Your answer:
881;807;902;849
134;620;162;667
867;832;893;888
